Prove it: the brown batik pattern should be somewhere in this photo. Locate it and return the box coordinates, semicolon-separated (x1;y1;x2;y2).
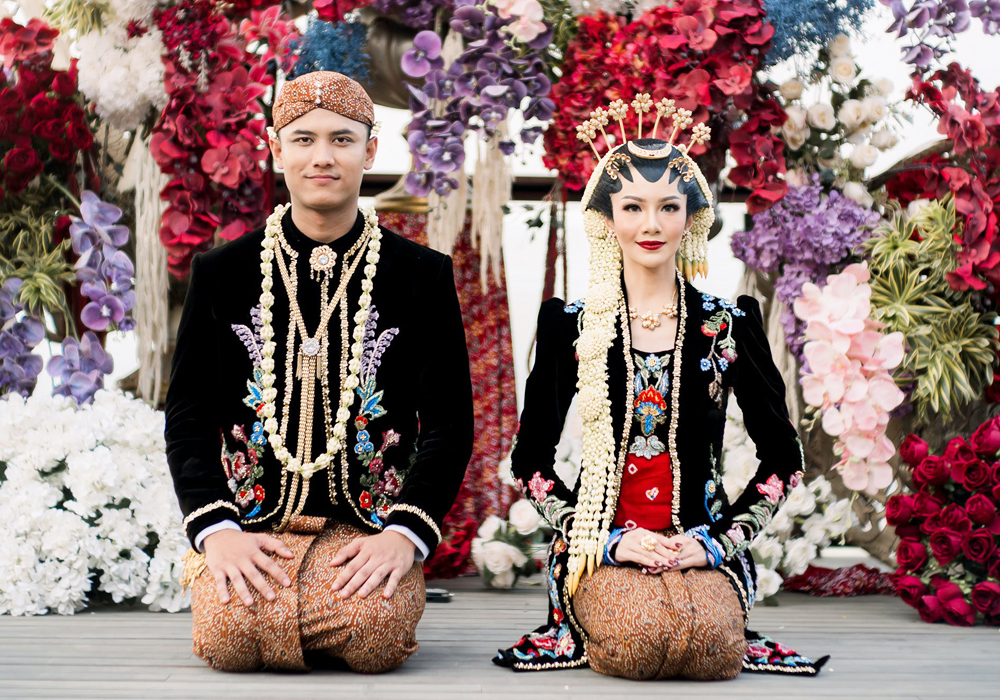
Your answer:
574;566;746;680
190;517;424;673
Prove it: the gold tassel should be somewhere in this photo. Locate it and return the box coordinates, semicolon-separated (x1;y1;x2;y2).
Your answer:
181;548;208;592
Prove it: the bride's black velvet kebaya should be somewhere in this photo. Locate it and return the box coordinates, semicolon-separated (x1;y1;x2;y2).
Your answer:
495;278;829;675
165;208;474;558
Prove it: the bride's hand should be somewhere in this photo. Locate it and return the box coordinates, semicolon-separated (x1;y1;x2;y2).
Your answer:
659;534;708;571
614;529;680;574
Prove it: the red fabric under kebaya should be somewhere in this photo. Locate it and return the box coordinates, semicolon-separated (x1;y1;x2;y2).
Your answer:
613;452;673;530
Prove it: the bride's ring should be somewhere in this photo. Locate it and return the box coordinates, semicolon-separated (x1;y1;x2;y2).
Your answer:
640;535;658;552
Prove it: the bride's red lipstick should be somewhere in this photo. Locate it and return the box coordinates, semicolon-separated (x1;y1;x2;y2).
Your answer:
637;240;665;250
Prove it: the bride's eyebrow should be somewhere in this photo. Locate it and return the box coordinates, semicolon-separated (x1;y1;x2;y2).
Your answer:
621;195;682;203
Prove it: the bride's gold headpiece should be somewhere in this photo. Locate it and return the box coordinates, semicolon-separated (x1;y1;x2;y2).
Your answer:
576;94;715;281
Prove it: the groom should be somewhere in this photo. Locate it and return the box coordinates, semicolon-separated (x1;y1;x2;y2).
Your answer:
165;70;473;672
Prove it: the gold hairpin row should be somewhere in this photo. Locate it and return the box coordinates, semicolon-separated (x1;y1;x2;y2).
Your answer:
576;93;711;159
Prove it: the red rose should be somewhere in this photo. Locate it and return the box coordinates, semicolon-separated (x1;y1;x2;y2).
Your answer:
896;538;929;571
2;146;42;178
914;456;950;488
954;459;992;491
990;553;1000;580
992;461;1000;486
0;87;20;115
0;114;15;139
971;416;1000;456
944;437;977;464
28;93;58;121
971;581;1000;616
893;573;927;607
913;491;946;518
899;435;930;466
917;594;943;623
65;121;93;150
929;529;966;566
886;494;915;526
966;494;997;525
941;596;977;626
49;138;74;162
931;578;963;601
962;529;997;563
51;72;76;98
32;119;63;141
931;504;973;534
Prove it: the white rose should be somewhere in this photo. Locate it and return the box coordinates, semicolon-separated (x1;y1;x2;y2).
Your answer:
783;167;807;188
781;483;817;518
782;124;810;151
828;33;852;57
906;198;932;219
755;568;783;601
784;105;807;131
823;499;855;536
845;124;872;145
842;181;874;208
478;515;505;541
482;540;526;573
489;567;517;589
765;510;793;538
874;77;894;97
871;128;899;150
497;453;515;486
837;99;865;129
830;57;857;84
782;538;818;577
780;78;804;101
471;537;486;571
751;536;784;569
809;475;833;501
849;144;879;170
801;513;832;547
508;499;542;535
807;103;837;131
862;96;888;123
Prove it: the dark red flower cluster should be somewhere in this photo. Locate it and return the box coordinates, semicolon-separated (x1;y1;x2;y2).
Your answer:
890;420;1000;627
887;63;1000;294
542;1;787;214
0;18;95;200
313;0;376;23
151;0;297;277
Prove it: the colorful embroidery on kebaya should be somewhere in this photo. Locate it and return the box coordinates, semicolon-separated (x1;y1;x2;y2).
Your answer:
221;423;266;518
699;294;743;406
352;306;405;525
629;351;671;458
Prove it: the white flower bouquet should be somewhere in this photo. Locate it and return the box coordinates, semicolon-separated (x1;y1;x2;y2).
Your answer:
0;390;189;616
723;401;855;602
471;499;549;589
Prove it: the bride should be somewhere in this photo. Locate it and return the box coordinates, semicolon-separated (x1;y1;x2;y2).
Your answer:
494;96;826;679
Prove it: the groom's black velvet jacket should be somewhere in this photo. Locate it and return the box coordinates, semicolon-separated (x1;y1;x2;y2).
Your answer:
165;208;474;558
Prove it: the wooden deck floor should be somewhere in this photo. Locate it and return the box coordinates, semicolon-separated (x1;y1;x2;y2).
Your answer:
0;577;996;700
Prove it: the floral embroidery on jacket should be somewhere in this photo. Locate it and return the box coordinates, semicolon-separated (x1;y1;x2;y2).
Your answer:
352;305;405;525
629;351;671;457
699;294;744;407
719;472;787;557
233;305;267;416
221;423;266;518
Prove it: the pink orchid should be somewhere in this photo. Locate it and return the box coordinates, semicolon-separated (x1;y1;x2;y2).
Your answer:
507;0;547;43
796;261;903;495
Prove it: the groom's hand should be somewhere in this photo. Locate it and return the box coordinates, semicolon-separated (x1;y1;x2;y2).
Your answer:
330;530;417;600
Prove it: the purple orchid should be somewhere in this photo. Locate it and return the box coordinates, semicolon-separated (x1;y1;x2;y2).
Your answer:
882;0;998;68
451;5;486;39
401;31;444;78
48;332;114;405
68;191;136;332
405;170;435;197
428;137;466;173
0;279;46;398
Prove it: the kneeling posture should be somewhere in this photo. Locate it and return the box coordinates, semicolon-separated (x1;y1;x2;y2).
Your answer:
495;95;825;679
166;71;473;673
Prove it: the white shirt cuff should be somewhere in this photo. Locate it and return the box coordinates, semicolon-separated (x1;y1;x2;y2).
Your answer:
194;520;242;552
386;525;429;561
